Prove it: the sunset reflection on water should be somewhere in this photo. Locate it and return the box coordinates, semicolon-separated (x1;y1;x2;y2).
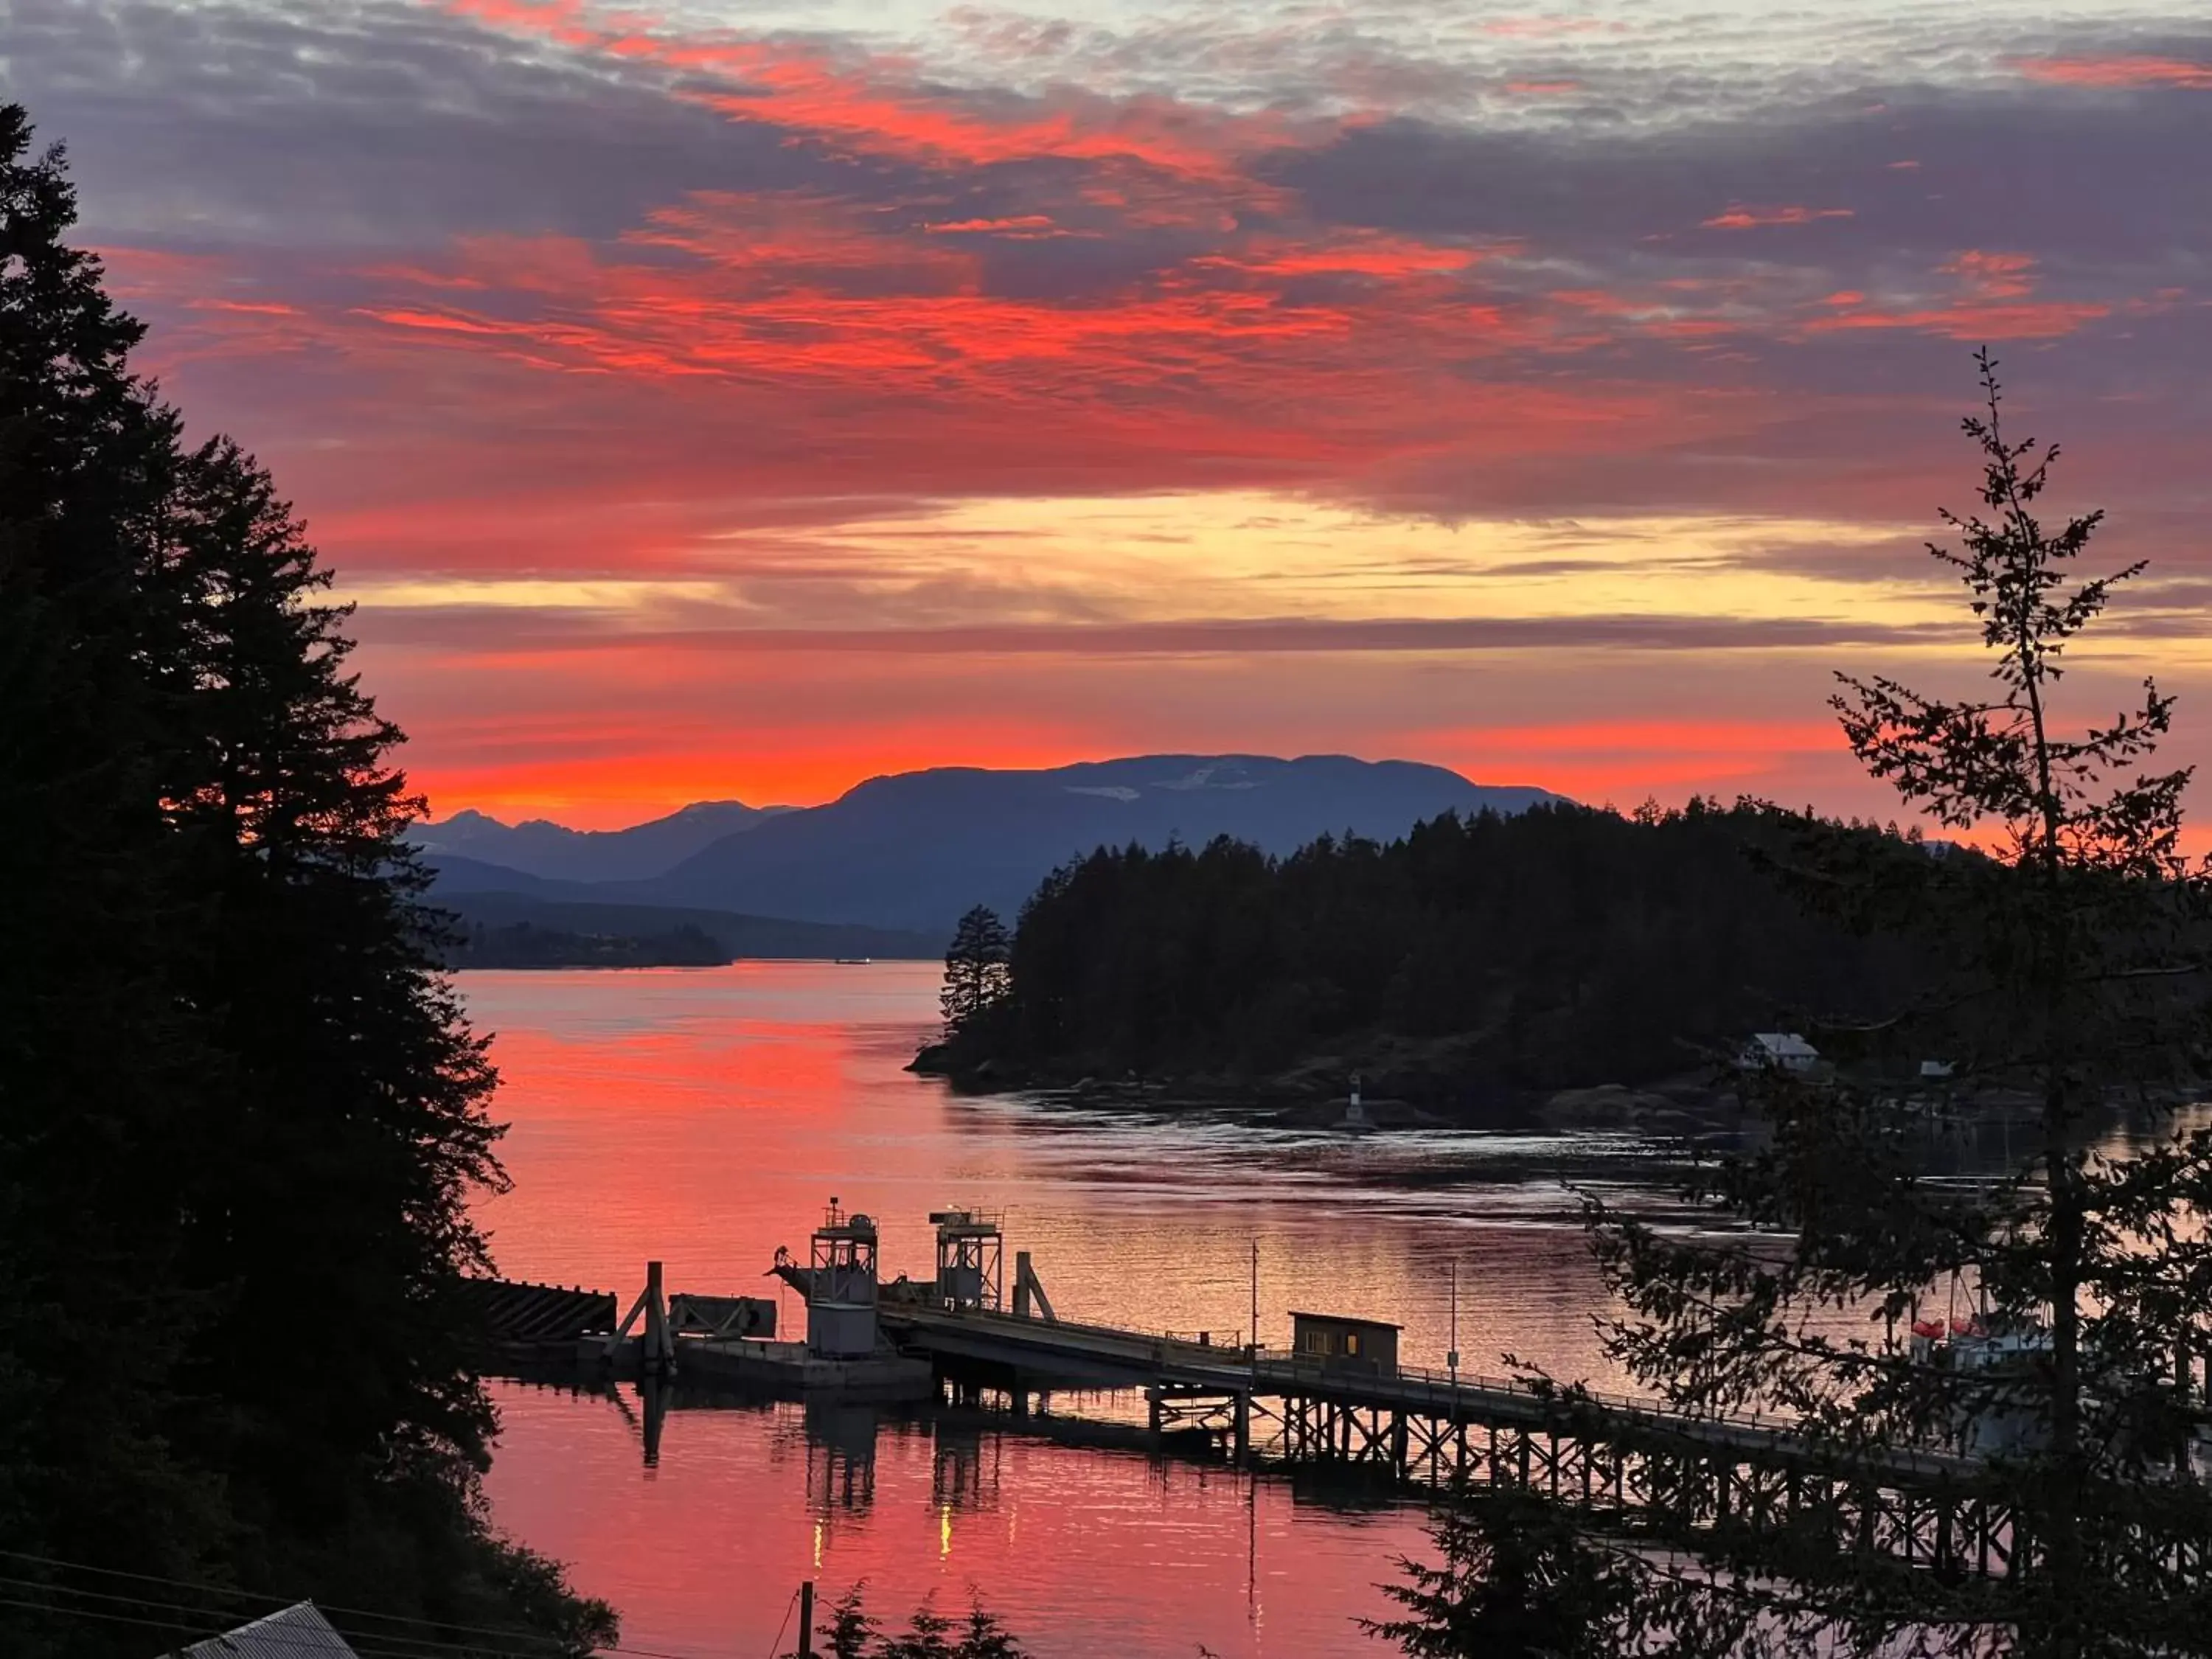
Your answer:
464;962;1650;1657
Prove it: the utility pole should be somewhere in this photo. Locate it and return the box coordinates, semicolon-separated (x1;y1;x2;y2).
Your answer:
1448;1256;1460;1387
1242;1236;1259;1467
1249;1237;1259;1361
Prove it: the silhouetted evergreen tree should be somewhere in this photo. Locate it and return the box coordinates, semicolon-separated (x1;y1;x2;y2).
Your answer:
787;1588;1030;1659
940;903;1012;1035
0;105;609;1655
1554;357;2212;1656
819;1585;881;1659
1364;1489;1635;1658
0;97;225;1619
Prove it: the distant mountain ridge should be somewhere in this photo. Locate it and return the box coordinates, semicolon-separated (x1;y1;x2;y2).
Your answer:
411;799;789;883
421;754;1562;938
436;891;942;961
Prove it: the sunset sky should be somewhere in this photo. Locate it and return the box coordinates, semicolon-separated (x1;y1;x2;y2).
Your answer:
13;0;2211;826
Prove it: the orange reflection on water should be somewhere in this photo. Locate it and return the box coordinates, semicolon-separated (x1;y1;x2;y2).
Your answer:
488;1379;1423;1658
466;962;1641;1656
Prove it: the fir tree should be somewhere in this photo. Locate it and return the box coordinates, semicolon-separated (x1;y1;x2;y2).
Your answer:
820;1585;882;1659
0;104;610;1655
941;904;1012;1035
953;1600;1032;1659
1364;1489;1634;1658
879;1598;959;1659
790;1587;1030;1659
1559;355;2212;1657
0;99;226;1622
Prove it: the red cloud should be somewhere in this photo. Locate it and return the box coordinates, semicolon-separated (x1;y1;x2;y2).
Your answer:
1805;251;2106;340
1804;302;2110;341
78;1;2201;835
924;215;1074;237
446;1;1305;189
2011;55;2212;90
1195;232;1495;279
1701;205;1855;229
1941;249;2037;299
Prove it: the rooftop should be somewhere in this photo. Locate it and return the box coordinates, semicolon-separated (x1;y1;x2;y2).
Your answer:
166;1603;358;1659
1288;1310;1404;1332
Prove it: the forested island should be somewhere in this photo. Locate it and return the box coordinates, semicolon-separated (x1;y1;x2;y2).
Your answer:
441;919;729;969
915;799;1938;1118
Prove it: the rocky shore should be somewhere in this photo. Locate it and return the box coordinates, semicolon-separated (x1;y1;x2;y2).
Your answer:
908;1035;1743;1133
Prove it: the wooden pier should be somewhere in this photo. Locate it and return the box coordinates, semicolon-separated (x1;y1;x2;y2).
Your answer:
877;1301;2047;1579
467;1271;1998;1551
468;1239;2205;1588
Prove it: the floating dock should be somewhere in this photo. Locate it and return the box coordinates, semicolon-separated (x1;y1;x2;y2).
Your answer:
678;1338;930;1398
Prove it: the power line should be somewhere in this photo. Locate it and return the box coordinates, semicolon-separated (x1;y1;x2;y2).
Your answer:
0;1592;451;1659
0;1576;574;1659
762;1586;799;1659
0;1548;704;1656
0;1550;722;1659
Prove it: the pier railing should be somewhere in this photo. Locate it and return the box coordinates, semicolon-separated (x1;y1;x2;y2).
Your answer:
883;1300;1994;1484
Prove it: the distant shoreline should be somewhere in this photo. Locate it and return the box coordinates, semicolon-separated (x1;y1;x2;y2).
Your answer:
452;955;938;970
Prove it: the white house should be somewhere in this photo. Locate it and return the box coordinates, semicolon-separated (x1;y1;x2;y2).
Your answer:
1742;1032;1820;1074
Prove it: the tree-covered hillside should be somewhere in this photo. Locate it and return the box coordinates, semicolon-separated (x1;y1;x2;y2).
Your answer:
0;107;608;1655
921;799;1939;1102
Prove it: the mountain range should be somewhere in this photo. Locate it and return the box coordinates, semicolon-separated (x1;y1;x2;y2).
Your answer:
417;754;1559;945
411;799;790;882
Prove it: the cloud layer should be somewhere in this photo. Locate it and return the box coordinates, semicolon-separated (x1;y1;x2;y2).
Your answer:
9;0;2211;823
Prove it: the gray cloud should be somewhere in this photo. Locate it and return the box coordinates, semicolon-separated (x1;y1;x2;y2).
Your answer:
7;0;2208;539
348;607;1966;654
7;0;916;248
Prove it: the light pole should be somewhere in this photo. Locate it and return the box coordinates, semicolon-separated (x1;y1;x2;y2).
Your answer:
1249;1237;1259;1368
1447;1256;1460;1387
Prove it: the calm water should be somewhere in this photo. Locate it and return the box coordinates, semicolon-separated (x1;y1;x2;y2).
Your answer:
463;963;1673;1659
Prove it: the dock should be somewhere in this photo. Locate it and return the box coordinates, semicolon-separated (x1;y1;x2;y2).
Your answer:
465;1202;2209;1586
875;1298;2031;1579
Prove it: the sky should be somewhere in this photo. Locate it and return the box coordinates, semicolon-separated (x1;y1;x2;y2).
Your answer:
9;0;2211;827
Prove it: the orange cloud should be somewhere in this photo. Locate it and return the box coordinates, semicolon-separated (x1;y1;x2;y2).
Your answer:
1804;302;2108;341
924;215;1077;237
94;244;230;298
1448;719;1843;756
411;726;1088;827
1702;205;1855;229
1194;232;1495;279
1413;718;1865;807
1803;250;2109;341
138;185;1638;481
2011;55;2212;90
68;0;2212;841
1941;248;2037;299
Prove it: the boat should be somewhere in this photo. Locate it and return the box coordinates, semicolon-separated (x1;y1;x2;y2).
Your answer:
832;957;872;965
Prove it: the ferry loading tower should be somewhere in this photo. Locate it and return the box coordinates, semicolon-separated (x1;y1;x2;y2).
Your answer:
807;1199;880;1358
931;1208;1004;1312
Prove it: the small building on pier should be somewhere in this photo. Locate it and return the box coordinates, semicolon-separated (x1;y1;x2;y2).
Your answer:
807;1200;881;1358
1289;1311;1400;1377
